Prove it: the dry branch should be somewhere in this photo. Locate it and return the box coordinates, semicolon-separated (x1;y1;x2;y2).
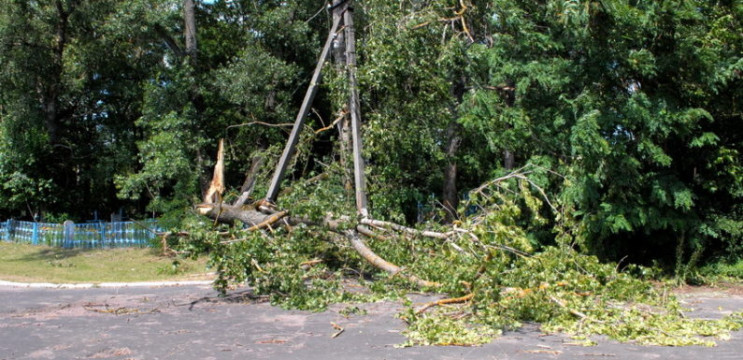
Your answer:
356;224;388;240
245;210;289;231
415;293;475;314
196;202;348;230
226;121;295;129
549;295;588;319
360;218;453;239
233;154;264;207
315;111;347;134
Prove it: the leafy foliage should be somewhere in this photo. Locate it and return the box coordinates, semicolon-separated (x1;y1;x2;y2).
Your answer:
2;0;741;346
1;0;739;271
181;168;743;346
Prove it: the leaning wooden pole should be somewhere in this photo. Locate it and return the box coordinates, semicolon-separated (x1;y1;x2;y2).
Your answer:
264;12;344;204
344;2;369;218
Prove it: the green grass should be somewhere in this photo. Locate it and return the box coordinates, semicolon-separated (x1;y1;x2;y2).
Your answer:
0;242;211;283
699;260;743;281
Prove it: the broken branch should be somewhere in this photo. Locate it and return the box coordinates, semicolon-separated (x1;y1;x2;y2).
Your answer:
315;111;347;134
360;218;453;239
415;293;475;314
346;230;439;288
549;295;588;319
245;210;289;231
226;121;295;129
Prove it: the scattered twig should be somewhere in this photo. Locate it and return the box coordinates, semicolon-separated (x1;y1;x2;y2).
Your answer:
314;111;347;134
245;210;288;231
415;293;475;314
330;322;345;338
300;258;324;270
549;295;588;319
360;218;453;240
226;121;295;130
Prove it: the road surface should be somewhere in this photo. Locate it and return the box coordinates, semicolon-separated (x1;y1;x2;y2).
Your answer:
1;282;741;359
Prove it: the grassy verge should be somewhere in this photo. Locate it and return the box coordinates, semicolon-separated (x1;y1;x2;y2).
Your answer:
700;260;743;279
0;242;211;283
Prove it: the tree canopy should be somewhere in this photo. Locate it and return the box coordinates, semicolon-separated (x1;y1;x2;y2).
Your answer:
2;0;743;347
1;0;741;280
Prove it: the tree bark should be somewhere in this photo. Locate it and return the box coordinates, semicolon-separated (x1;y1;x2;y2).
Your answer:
42;0;72;144
442;120;461;222
442;77;466;223
503;82;516;170
196;203;280;226
234;154;264;207
195;203;346;230
503;149;515;170
183;0;197;66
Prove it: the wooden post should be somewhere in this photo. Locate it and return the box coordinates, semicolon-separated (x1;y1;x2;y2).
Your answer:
331;0;353;193
264;11;344;203
344;2;369;218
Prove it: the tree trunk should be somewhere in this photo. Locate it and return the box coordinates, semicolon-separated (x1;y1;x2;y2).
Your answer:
442;77;466;223
184;0;197;66
43;0;71;144
442;121;461;222
503;82;516;170
182;0;211;194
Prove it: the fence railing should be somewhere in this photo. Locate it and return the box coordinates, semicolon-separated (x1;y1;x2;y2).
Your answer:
0;219;159;248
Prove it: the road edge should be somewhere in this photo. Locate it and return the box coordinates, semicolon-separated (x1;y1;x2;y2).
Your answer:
0;279;214;289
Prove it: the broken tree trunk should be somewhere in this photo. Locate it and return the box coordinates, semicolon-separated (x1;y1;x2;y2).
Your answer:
196;203;276;227
196;201;440;288
234;153;264;207
195;3;440;289
203;139;225;204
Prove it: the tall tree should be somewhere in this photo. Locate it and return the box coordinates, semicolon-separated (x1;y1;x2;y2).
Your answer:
0;0;159;219
459;0;743;265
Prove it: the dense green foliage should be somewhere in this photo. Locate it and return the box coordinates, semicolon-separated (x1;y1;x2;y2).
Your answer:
2;0;740;265
1;0;742;346
179;171;743;346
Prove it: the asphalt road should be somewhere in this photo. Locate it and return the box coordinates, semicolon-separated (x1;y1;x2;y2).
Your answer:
1;282;741;360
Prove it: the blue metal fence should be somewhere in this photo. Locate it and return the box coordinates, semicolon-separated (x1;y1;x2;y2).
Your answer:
0;219;159;248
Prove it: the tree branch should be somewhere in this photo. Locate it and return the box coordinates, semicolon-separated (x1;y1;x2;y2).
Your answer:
346;230;439;288
415;293;474;314
360;218;453;239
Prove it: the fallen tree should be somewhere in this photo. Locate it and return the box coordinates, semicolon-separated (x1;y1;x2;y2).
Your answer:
173;1;743;348
190;1;445;290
